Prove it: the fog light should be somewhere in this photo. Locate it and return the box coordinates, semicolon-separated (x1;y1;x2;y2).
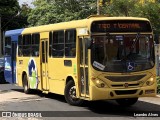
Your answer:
101;83;105;88
110;92;114;97
146;77;154;86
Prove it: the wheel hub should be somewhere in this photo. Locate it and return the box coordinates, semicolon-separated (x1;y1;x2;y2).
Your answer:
69;86;76;99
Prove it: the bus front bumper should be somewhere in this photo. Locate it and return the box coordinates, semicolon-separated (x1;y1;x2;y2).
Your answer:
89;84;157;101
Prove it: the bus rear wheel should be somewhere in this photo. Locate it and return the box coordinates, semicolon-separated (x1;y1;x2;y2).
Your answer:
116;98;138;106
23;74;31;94
64;80;83;106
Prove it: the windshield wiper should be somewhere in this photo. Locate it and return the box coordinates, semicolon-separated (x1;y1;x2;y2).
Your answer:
130;32;140;53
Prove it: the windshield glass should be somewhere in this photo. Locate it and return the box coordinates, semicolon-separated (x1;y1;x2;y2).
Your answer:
91;34;155;72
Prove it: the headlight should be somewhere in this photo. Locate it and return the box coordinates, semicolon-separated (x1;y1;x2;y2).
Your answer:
92;77;108;88
146;77;154;86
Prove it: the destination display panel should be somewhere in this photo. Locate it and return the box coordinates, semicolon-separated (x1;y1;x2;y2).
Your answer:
91;20;152;33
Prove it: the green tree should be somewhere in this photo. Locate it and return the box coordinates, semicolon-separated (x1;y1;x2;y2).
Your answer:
28;0;160;33
0;0;30;30
104;0;139;16
136;2;160;33
103;0;160;33
18;3;31;28
0;0;30;55
28;0;96;26
0;0;20;30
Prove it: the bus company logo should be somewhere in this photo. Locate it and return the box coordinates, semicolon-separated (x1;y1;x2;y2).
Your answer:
124;83;129;88
28;58;39;89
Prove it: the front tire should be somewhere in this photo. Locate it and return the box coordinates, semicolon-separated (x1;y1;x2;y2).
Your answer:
23;74;31;94
64;80;83;106
116;98;138;106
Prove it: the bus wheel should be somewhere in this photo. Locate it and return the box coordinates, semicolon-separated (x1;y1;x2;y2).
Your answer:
116;98;138;106
23;74;31;94
65;80;83;106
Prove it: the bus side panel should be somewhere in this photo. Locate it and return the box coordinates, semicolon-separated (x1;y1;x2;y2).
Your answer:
16;58;29;87
48;58;78;95
17;57;42;90
4;56;13;83
48;58;66;95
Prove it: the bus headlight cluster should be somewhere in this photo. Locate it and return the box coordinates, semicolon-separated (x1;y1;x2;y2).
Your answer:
92;77;107;88
146;77;154;86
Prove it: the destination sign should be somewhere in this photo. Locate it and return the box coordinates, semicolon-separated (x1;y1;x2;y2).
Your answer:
91;20;152;33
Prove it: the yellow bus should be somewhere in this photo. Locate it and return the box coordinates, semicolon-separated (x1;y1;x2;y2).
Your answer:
16;15;157;106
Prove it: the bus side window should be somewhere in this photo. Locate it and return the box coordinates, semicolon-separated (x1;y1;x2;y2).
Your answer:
65;29;76;57
18;35;23;57
52;31;64;57
31;33;40;57
23;34;31;56
5;37;11;55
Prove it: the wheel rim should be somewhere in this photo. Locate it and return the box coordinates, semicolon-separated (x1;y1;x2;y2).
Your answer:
69;86;76;99
68;85;80;102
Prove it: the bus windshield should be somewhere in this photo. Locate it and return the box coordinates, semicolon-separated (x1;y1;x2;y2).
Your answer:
91;34;155;72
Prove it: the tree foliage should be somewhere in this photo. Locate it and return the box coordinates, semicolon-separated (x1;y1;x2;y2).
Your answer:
0;0;20;30
0;0;19;15
104;0;160;33
0;0;30;30
103;0;139;16
28;0;160;33
28;0;96;26
136;2;160;33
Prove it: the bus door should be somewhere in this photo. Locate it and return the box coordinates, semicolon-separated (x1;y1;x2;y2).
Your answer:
79;37;89;97
11;42;17;83
40;39;49;91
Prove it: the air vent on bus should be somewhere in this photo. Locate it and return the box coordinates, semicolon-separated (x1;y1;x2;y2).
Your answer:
115;90;137;95
105;75;146;82
111;83;140;88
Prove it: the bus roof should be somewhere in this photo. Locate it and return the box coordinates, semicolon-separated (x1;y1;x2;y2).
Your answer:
5;28;24;37
5;28;24;42
22;16;150;34
22;19;88;34
87;15;149;21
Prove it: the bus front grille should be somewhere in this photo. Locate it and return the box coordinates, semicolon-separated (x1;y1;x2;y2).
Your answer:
115;90;137;95
105;75;146;82
111;83;140;88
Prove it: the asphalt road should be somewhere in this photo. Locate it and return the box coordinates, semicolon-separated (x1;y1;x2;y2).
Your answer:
0;83;160;120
